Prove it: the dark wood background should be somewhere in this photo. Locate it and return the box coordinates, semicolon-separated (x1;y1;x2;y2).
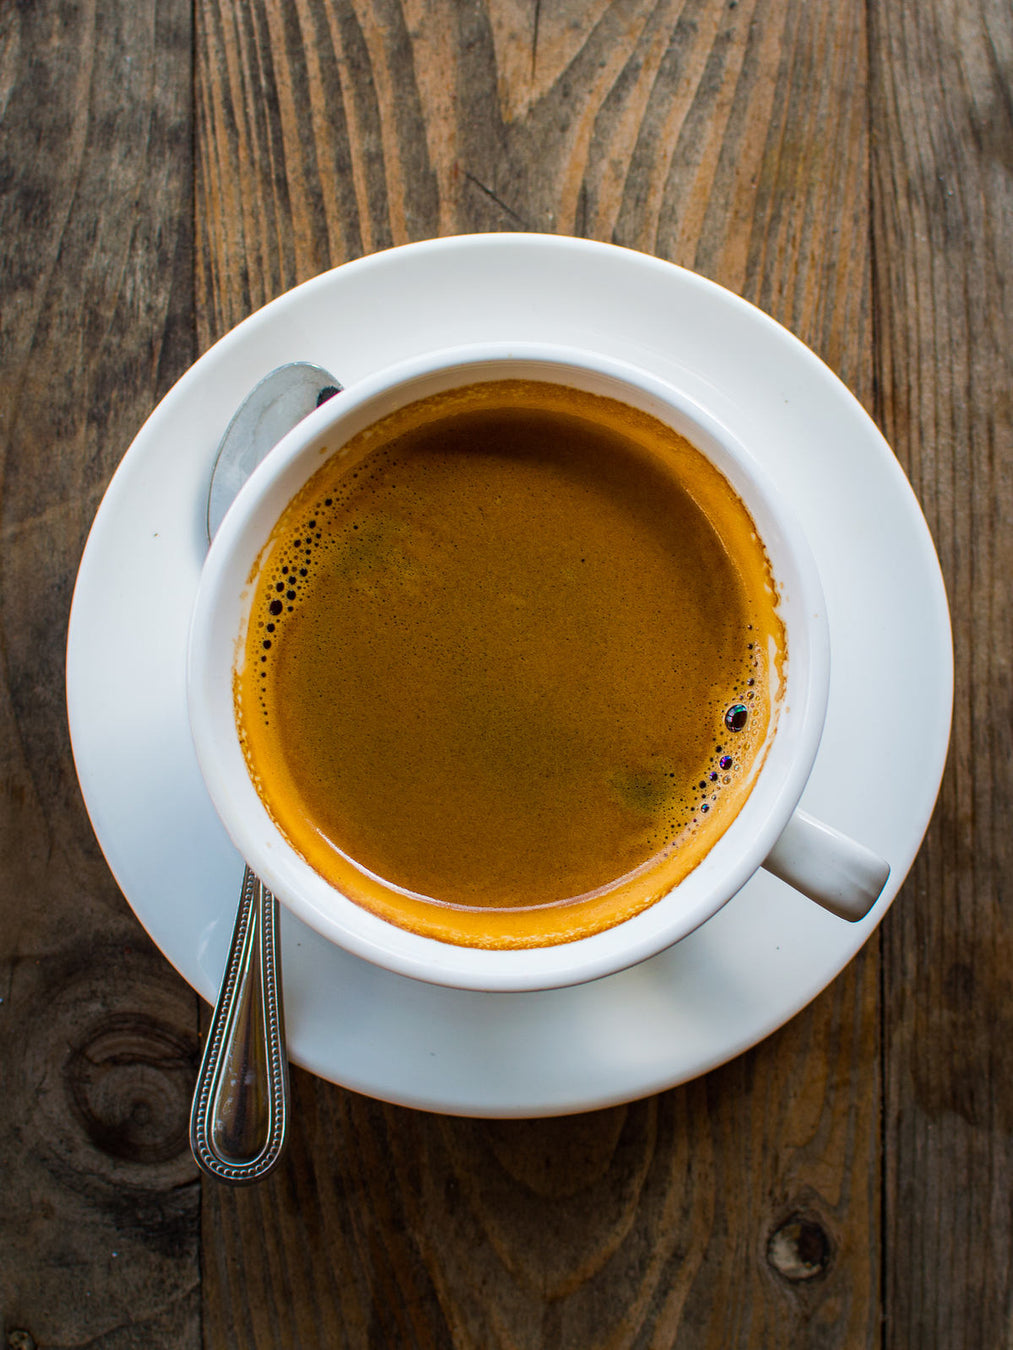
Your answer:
1;0;1009;1345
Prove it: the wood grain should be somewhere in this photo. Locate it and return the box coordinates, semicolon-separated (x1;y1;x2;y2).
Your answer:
0;0;200;1345
870;0;1013;1345
3;0;1006;1341
195;0;871;386
195;1;880;1345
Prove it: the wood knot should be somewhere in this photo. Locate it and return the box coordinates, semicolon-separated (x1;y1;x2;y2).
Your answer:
8;1334;37;1350
64;1014;195;1165
766;1212;833;1282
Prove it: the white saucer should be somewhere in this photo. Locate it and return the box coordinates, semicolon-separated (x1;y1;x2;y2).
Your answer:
67;235;952;1117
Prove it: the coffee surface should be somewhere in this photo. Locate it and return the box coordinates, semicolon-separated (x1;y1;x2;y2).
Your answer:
236;380;784;947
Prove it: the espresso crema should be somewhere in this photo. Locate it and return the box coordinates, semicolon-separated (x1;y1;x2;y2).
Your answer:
236;380;785;947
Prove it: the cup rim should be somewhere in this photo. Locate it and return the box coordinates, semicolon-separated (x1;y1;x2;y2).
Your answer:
187;342;830;991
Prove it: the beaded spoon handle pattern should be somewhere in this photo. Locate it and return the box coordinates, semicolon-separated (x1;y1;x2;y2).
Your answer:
189;865;290;1183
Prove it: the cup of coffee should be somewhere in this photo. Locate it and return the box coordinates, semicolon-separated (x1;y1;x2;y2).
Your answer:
187;344;889;991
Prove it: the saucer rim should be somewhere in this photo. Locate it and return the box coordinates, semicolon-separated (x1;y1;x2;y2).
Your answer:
67;233;953;1116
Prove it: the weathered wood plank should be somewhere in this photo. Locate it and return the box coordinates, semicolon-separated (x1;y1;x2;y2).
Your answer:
0;0;200;1344
196;0;871;386
196;1;879;1346
871;0;1013;1344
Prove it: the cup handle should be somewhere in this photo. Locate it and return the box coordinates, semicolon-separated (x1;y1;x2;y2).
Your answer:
761;808;891;922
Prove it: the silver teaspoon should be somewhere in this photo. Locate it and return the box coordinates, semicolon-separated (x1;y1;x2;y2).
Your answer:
189;362;342;1184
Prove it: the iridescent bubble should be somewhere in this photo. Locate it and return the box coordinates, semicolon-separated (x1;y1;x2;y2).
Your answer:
725;704;748;732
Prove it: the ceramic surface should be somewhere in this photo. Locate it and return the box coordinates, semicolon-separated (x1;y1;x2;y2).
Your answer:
67;235;952;1116
189;342;831;990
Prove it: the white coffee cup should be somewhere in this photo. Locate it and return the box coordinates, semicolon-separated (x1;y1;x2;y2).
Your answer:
187;343;889;992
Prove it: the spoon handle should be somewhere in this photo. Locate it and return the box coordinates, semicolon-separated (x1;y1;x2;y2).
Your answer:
190;865;290;1183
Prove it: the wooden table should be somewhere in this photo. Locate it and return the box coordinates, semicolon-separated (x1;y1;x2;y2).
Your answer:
2;1;1009;1345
